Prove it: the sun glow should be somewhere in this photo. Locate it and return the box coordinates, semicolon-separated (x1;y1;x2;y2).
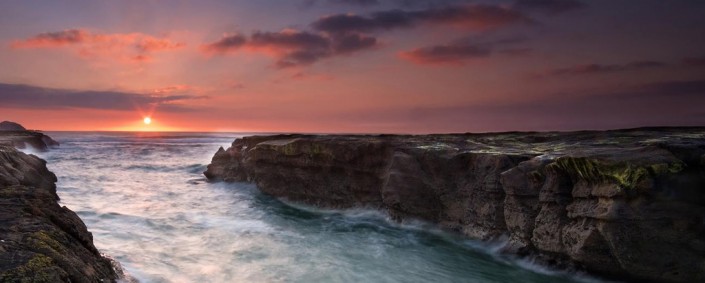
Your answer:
143;117;152;125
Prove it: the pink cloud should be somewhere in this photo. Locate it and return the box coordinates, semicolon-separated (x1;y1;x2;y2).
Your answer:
12;29;184;64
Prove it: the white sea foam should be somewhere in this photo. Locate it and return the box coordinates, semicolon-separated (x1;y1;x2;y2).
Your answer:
17;142;43;156
43;132;609;283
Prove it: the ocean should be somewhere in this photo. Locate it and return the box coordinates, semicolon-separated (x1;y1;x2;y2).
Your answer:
28;132;605;283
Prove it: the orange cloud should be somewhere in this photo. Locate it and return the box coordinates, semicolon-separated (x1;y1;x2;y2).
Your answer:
12;29;184;64
151;85;194;95
399;43;491;66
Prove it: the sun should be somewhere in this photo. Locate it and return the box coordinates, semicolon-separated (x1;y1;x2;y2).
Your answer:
143;117;152;125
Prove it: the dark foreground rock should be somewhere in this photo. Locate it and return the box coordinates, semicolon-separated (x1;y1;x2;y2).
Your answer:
0;145;118;282
0;121;59;151
205;127;705;283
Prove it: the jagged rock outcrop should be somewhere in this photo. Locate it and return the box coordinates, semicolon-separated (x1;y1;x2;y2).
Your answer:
205;128;705;283
0;145;118;282
0;121;59;150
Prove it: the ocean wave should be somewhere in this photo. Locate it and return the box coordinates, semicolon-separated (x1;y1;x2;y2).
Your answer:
45;132;601;283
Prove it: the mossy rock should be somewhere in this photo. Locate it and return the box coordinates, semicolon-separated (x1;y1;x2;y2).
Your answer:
29;231;68;255
553;157;684;190
0;254;68;282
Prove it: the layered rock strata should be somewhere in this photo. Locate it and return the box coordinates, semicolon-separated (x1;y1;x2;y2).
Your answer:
205;128;705;283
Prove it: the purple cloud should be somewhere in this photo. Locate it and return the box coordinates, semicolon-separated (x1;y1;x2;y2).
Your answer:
0;83;205;112
312;4;532;35
203;30;378;68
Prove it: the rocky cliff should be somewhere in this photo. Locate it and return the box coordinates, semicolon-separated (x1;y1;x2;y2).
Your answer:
0;145;118;282
0;121;59;151
205;128;705;283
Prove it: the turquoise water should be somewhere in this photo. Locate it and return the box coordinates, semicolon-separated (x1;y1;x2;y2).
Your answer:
31;132;605;283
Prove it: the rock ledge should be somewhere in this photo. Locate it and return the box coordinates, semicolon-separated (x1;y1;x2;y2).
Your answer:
205;128;705;283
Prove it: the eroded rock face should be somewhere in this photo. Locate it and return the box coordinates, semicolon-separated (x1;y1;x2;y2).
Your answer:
0;121;59;151
0;146;118;282
205;128;705;283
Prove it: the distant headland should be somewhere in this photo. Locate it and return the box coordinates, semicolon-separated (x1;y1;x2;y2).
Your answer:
0;121;59;150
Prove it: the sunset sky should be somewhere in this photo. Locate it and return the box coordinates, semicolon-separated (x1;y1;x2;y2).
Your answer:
1;0;704;133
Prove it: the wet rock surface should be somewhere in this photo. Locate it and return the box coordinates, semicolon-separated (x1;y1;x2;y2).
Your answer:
0;144;118;282
205;128;705;283
0;121;59;151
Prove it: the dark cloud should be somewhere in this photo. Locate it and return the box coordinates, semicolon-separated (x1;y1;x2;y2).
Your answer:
304;0;474;8
513;0;586;15
331;33;378;54
683;56;705;66
331;0;379;6
300;0;379;8
276;50;331;68
312;12;414;35
392;0;471;8
200;34;247;53
206;3;534;68
416;5;530;28
544;60;667;76
202;30;378;67
250;30;330;50
400;35;531;65
312;4;532;35
400;43;491;65
206;3;535;68
0;83;204;111
20;29;86;45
